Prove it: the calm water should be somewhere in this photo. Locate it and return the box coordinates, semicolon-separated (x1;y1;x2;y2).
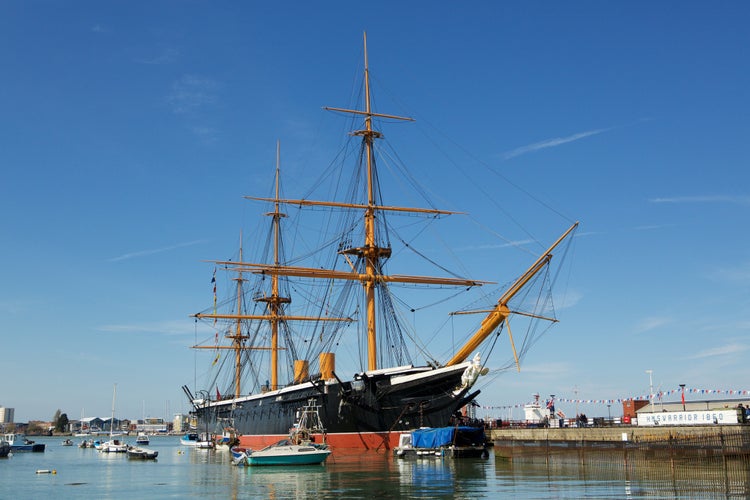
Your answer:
1;436;749;498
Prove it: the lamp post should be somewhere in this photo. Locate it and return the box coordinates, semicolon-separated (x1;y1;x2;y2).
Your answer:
607;404;611;422
645;370;654;409
679;383;686;412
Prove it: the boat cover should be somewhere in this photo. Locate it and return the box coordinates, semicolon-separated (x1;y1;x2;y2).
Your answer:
411;426;486;448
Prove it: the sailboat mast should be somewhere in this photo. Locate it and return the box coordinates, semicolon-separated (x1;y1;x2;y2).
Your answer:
110;383;116;438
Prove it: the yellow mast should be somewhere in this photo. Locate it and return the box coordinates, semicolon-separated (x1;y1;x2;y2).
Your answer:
256;141;290;390
232;237;245;395
444;221;579;367
327;32;416;371
192;232;250;399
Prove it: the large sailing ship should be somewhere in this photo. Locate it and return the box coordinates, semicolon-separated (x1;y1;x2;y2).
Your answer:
183;34;578;451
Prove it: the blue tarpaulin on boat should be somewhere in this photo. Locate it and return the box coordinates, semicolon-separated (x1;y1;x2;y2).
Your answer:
411;427;485;448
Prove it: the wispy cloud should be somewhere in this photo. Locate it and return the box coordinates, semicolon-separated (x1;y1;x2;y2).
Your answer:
190;126;219;144
91;24;106;33
710;262;750;283
167;75;220;114
502;127;610;160
634;316;673;334
687;342;749;360
514;361;572;375
455;239;535;252
108;239;207;262
135;48;180;65
649;195;750;205
97;320;192;336
554;290;582;310
633;224;674;231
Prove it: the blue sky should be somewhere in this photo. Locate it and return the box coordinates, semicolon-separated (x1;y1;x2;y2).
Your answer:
2;1;749;423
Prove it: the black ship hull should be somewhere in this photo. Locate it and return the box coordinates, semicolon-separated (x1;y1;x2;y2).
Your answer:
192;361;481;450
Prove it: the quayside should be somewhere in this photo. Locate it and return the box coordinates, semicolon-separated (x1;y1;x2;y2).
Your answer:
183;33;578;451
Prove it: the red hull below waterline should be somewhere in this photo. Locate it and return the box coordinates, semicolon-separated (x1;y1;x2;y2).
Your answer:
238;431;401;452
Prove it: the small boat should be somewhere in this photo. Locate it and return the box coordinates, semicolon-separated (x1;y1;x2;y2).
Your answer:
127;446;158;459
230;445;251;465
245;439;331;466
180;433;199;446
232;398;331;466
213;428;238;451
99;438;128;453
79;439;95;448
2;433;45;452
99;384;127;453
195;437;215;450
0;441;10;458
135;432;150;445
393;426;490;459
61;438;74;446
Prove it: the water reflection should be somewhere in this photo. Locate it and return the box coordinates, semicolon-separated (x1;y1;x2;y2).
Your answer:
495;449;750;498
223;451;493;499
242;465;327;499
11;436;750;498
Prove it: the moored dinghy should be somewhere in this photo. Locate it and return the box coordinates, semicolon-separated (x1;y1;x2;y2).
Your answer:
127;445;158;459
2;433;45;452
394;426;490;459
245;439;331;466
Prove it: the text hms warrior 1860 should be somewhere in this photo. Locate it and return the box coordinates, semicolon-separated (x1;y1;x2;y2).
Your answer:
183;33;578;451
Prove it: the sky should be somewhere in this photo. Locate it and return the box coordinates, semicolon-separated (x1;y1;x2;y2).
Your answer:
1;1;749;424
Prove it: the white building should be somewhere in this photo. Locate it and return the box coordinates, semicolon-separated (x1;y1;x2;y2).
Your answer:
0;406;14;424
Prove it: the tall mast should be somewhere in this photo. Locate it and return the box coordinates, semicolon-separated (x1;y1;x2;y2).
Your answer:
265;140;288;389
327;32;415;371
251;140;290;390
196;143;351;396
361;32;379;371
230;233;245;397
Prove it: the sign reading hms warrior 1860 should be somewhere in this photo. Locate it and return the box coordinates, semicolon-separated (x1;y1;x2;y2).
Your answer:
638;410;740;426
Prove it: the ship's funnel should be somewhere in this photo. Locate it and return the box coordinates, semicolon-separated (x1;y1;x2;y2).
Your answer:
293;360;309;383
320;352;335;380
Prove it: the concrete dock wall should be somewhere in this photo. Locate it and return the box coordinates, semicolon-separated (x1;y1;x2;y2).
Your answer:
490;425;750;444
490;425;750;461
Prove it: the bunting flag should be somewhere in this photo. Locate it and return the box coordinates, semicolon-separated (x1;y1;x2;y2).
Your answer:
481;386;750;410
211;352;220;366
216;387;221;400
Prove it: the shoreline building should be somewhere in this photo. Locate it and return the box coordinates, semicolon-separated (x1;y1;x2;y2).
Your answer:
0;406;14;425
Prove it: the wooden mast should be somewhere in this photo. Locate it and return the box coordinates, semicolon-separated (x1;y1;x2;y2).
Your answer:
258;141;289;390
192;231;251;399
194;143;353;396
231;234;245;396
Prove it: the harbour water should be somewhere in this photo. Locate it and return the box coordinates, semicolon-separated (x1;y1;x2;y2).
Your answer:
2;436;750;498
